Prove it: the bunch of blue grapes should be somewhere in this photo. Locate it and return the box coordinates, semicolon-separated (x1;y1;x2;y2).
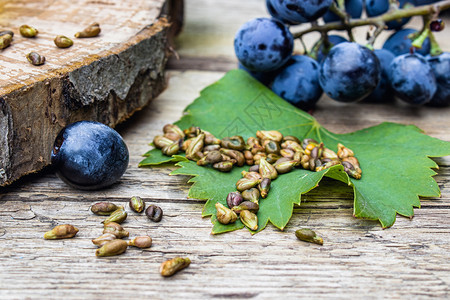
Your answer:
235;0;449;108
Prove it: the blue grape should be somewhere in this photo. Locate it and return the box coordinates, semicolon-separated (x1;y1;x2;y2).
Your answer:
266;0;300;25
363;49;396;102
415;0;439;4
272;55;323;110
382;28;430;56
269;0;333;23
51;121;129;190
268;0;307;24
388;53;437;105
426;52;450;107
365;0;390;17
316;35;347;62
234;18;293;72
238;62;278;86
319;42;380;102
323;0;363;23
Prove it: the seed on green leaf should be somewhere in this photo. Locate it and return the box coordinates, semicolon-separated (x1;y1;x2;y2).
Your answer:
186;133;205;161
241;188;260;204
231;201;259;214
259;157;277;180
213;161;234;172
221;136;245;150
240;210;258;231
153;135;174;149
256;130;283;143
163;124;185;139
258;178;271;199
236;177;261;192
197;150;222;166
226;191;243;208
162;140;181;156
215;202;237;224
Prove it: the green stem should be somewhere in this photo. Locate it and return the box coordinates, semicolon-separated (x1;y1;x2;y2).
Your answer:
299;36;308;55
337;0;345;10
329;2;347;20
411;15;431;49
329;2;356;41
292;0;450;39
308;34;326;60
428;32;443;56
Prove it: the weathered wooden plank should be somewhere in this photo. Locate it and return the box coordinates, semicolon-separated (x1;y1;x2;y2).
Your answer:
0;0;184;186
1;0;450;297
0;70;449;299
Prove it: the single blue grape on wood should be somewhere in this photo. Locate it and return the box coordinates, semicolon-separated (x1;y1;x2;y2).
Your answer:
51;121;129;190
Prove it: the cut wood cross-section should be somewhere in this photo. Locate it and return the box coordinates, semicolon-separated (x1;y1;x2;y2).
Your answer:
0;0;184;186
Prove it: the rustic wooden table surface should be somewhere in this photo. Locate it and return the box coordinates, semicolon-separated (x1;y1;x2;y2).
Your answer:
1;0;449;298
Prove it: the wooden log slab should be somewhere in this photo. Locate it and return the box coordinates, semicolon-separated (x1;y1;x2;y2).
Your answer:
0;0;183;186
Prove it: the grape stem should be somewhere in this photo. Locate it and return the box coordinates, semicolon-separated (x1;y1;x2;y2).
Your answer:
329;2;356;41
292;0;450;39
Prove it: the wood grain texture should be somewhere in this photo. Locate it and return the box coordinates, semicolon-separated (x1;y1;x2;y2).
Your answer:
0;0;183;186
0;0;450;298
0;69;449;299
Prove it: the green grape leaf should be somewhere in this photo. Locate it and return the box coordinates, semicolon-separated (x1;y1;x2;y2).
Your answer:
139;70;450;234
139;149;186;166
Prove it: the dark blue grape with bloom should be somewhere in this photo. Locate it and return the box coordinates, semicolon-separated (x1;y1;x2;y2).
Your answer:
389;53;437;105
234;18;293;72
364;49;396;102
272;55;323;110
319;42;380;102
426;52;450;106
382;28;430;56
51;121;129;190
